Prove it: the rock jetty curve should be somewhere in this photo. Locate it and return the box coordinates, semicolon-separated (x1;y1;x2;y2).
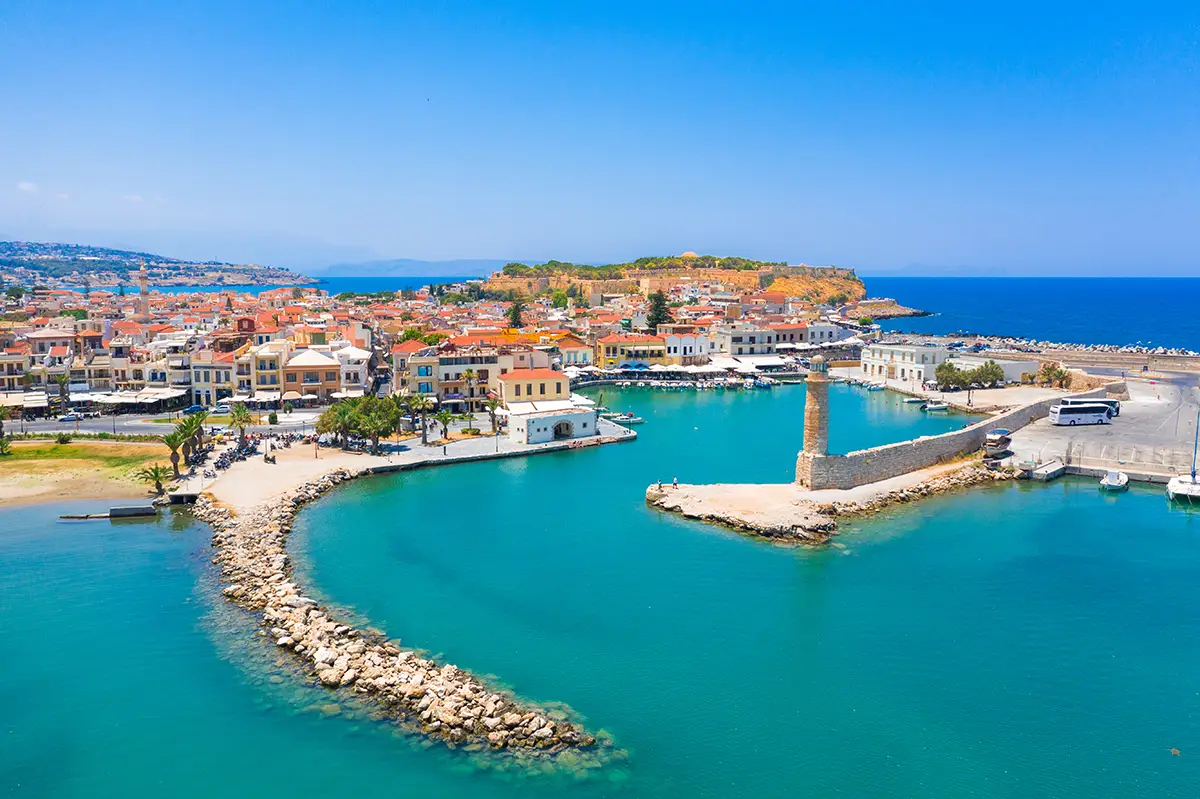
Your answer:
194;468;605;760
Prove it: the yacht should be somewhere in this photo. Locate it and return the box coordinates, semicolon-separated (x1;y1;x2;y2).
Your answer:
1167;410;1200;504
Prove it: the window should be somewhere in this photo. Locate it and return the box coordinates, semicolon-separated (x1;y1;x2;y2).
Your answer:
556;382;562;393
286;373;296;383
539;382;545;395
514;384;521;396
418;381;433;393
526;384;533;396
417;365;432;377
325;371;338;381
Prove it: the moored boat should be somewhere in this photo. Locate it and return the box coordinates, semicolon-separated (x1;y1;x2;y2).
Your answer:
922;401;950;412
612;413;645;425
903;397;925;404
983;428;1012;456
1168;410;1200;504
1099;470;1129;493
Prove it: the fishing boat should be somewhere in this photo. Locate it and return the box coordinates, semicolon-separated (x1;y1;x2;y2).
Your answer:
612;413;645;425
1099;470;1129;493
922;401;950;412
1167;410;1200;504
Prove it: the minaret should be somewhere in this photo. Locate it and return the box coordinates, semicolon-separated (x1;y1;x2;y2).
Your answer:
135;264;150;323
803;354;830;456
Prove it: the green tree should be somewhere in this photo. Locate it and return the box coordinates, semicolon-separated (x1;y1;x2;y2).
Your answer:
0;436;11;456
4;286;25;301
433;409;455;441
53;373;71;408
550;290;569;309
646;290;672;333
162;430;185;478
934;361;966;389
857;316;873;326
228;404;253;447
484;397;501;435
506;299;525;329
971;360;1005;388
135;464;173;495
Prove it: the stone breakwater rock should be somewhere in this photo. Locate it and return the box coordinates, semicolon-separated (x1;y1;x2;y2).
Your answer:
194;468;599;755
646;485;836;544
816;463;1016;518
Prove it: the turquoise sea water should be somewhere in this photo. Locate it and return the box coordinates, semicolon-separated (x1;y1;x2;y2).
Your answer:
4;386;1199;797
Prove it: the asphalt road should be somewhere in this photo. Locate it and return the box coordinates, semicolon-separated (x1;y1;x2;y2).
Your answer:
7;409;328;437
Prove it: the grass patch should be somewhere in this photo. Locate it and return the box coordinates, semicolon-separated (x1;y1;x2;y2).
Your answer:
3;441;166;470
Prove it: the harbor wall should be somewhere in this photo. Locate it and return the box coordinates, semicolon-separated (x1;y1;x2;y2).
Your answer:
795;387;1111;490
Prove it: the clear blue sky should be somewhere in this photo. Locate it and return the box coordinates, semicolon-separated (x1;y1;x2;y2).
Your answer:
1;1;1197;274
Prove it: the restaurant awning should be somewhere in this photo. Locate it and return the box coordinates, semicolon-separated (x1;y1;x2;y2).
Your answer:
253;391;281;402
281;391;303;401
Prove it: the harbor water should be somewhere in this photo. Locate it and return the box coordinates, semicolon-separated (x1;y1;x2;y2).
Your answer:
3;386;1198;797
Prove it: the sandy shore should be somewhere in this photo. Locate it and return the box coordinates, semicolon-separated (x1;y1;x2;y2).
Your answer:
0;440;165;508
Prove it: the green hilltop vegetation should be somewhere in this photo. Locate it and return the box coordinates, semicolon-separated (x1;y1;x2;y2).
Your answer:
500;255;790;281
0;241;235;279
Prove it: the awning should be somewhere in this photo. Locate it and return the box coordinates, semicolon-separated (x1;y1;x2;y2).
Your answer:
735;355;787;368
708;356;741;370
569;393;595;406
0;393;25;407
281;391;303;401
253;391;281;402
300;393;319;400
230;394;251;403
23;392;49;408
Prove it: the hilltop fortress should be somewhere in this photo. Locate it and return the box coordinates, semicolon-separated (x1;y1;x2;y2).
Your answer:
484;254;863;305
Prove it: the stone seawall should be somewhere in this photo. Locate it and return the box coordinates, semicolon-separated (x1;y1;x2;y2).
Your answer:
795;386;1113;490
195;470;609;762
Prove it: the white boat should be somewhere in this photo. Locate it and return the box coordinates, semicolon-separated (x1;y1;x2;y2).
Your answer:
1168;410;1200;504
983;428;1012;455
1099;470;1129;493
866;382;885;391
612;413;645;425
903;397;925;404
1167;475;1200;504
922;401;950;412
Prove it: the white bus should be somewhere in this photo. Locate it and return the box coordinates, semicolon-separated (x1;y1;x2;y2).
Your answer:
1061;397;1121;417
1049;403;1113;426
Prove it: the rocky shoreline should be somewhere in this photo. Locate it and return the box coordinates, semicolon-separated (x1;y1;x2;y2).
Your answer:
194;468;608;763
647;461;1016;545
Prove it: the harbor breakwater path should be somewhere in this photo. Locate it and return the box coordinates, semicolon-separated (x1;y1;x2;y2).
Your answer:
190;434;641;765
194;475;607;761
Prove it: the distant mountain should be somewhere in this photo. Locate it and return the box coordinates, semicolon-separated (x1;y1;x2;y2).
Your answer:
308;258;510;278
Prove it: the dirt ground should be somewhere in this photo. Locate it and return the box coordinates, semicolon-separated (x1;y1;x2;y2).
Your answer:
0;440;168;507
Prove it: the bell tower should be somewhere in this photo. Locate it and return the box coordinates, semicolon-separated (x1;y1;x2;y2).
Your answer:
135;264;150;323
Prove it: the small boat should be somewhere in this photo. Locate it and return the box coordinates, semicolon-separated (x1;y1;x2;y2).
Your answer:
903;397;925;404
1168;410;1200;504
1099;470;1129;493
922;401;950;412
612;413;645;425
983;428;1012;455
866;382;885;392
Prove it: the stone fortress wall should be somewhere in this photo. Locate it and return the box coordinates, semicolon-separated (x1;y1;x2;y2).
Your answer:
795;383;1124;490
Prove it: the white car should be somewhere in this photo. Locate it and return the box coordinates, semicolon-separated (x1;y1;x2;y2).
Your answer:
213;404;232;414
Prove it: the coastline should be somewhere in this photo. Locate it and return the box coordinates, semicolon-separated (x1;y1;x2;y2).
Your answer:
194;467;612;764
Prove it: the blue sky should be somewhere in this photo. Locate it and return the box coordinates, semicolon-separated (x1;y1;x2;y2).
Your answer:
1;1;1197;274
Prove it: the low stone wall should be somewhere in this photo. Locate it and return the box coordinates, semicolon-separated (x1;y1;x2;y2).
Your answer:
795;386;1113;490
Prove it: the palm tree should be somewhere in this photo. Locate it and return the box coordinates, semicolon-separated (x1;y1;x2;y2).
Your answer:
162;430;185;478
53;373;70;410
331;400;357;448
175;418;194;466
1037;362;1059;387
484;397;502;435
461;367;477;410
358;408;395;454
410;395;436;445
135;464;173;495
433;408;455;441
229;404;253;447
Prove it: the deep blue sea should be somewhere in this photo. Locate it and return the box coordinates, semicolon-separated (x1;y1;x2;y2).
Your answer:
867;277;1200;350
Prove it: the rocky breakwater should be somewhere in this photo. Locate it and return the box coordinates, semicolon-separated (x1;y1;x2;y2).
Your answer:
194;469;604;761
646;483;837;544
816;462;1016;518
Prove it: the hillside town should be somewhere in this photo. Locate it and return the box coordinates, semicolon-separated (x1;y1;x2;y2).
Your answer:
0;264;884;438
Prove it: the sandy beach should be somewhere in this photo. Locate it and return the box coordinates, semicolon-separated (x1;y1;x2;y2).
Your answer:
0;440;167;508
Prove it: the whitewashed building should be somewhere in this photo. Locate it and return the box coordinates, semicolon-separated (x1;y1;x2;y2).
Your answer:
505;401;598;444
861;343;951;384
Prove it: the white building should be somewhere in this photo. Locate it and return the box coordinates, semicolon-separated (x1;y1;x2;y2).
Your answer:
861;343;951;384
714;323;776;356
505;401;598;444
948;354;1040;384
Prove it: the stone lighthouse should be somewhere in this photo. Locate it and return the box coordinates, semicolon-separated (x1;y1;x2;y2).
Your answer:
134;264;150;323
802;354;830;456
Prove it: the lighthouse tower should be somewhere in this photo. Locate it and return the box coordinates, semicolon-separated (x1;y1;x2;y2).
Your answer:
135;264;150;323
803;354;830;456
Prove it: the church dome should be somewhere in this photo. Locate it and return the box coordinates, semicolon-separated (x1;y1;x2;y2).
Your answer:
680;251;698;258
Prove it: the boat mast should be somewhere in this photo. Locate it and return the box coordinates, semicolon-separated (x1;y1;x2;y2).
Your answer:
1192;409;1199;482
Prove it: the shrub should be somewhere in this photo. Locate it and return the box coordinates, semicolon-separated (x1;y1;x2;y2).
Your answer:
0;436;11;456
463;427;482;435
268;412;279;425
55;432;72;445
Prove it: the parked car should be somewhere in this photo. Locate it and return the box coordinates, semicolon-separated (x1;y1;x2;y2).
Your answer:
79;410;101;418
57;412;83;422
182;404;207;414
213;404;232;414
